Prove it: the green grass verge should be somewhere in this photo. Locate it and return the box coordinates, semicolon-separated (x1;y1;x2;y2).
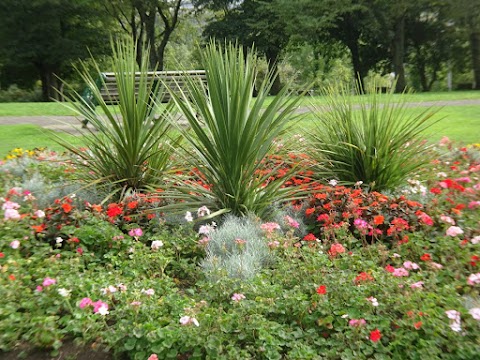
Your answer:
0;124;87;158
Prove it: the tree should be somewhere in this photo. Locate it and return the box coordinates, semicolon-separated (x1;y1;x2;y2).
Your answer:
197;0;290;94
103;0;184;70
0;0;113;101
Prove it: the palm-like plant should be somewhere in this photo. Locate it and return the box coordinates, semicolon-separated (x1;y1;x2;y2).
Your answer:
57;38;177;200
307;84;439;191
165;42;304;218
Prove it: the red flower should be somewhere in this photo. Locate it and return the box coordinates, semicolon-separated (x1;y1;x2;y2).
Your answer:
77;247;84;255
430;187;442;195
355;272;375;283
316;285;327;295
385;265;395;273
369;329;382;342
470;255;479;266
32;224;46;233
414;321;422;329
303;233;317;241
328;243;346;257
107;204;123;218
374;215;385;225
420;253;431;261
61;203;72;213
8;274;16;281
0;252;4;258
305;208;316;216
127;201;138;209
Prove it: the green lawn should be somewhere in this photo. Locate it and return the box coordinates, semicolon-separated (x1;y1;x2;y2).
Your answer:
0;124;86;157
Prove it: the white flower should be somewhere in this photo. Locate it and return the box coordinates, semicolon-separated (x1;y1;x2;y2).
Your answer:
468;307;480;321
10;240;20;249
328;179;338;186
151;240;164;250
366;297;379;307
185;211;193;222
58;288;71;297
97;304;109;316
197;206;211;217
34;210;45;218
56;237;63;244
179;315;199;326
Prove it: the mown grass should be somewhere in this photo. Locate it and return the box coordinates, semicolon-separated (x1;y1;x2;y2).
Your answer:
0;124;87;158
0;90;478;116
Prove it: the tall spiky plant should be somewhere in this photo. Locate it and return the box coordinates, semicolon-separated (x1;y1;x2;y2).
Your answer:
56;38;178;200
306;84;439;191
164;42;304;218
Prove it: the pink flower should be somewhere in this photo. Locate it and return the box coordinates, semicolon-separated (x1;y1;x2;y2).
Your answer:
468;308;480;321
455;177;471;183
231;293;246;302
197;206;211;217
268;240;280;249
142;288;155;296
4;208;21;220
198;223;216;235
36;286;43;292
446;226;464;237
392;268;409;277
284;215;300;229
439;136;451;146
260;222;281;233
328;243;346;257
148;355;159;360
79;297;93;309
467;273;480;285
440;215;455;225
431;262;443;269
198;237;210;246
472;236;480;245
354;218;369;230
92;301;109;315
348;319;366;327
42;277;56;287
179;315;199;326
128;228;143;237
130;301;142;307
2;201;20;210
468;201;480;209
10;240;20;249
403;261;420;270
410;281;424;289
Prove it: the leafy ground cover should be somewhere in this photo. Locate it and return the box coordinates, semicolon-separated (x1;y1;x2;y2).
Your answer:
0;141;479;359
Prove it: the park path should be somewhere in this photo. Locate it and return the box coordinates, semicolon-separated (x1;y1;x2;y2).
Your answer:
0;99;479;134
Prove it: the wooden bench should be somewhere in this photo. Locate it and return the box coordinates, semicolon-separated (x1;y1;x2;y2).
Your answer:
81;70;207;126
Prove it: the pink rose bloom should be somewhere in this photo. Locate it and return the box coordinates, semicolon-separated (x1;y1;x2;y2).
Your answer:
231;293;246;302
348;319;366;327
410;281;424;289
128;228;143;237
42;277;56;287
446;226;464;237
468;308;480;321
10;240;20;249
392;267;409;277
79;297;93;309
148;355;159;360
4;208;21;220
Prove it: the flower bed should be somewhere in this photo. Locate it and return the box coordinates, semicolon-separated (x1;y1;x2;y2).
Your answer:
0;145;479;359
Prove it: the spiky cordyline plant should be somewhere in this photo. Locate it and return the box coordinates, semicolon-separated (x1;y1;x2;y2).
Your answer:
164;42;304;219
307;83;439;192
56;38;178;201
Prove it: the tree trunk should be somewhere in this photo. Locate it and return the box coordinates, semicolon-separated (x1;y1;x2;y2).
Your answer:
392;16;406;93
265;49;282;95
470;31;480;89
37;64;60;101
347;40;366;92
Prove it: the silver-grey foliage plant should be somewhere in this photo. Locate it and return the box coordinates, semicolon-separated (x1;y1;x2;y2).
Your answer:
201;215;270;281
